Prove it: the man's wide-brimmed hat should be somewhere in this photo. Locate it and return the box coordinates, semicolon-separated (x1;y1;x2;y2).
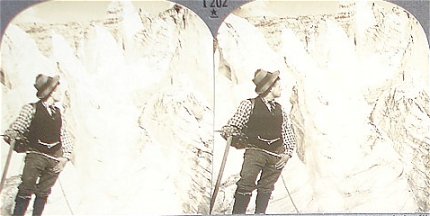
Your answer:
252;69;280;95
34;74;60;99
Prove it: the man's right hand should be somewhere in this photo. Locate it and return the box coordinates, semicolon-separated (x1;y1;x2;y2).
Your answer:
3;130;28;145
3;135;11;143
3;130;18;144
221;126;240;139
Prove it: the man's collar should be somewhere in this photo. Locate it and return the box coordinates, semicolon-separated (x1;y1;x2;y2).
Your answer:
41;101;57;109
41;101;49;108
260;97;277;111
260;97;276;104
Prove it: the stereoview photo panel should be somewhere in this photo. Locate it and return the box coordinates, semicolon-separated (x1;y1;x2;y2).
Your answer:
213;0;429;214
1;1;213;215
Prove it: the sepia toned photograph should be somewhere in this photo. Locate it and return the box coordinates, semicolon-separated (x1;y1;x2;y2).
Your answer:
0;0;213;215
213;0;429;214
1;0;429;215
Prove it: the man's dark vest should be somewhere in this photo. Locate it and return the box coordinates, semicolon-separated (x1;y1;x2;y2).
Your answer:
28;101;63;156
244;97;283;153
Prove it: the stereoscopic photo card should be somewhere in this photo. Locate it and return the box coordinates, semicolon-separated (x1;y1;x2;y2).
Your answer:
0;0;429;215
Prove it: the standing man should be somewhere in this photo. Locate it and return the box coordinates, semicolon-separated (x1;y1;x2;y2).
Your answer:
221;69;297;214
3;74;73;216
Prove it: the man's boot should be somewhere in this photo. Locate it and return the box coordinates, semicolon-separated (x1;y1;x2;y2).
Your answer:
254;192;271;214
12;196;31;216
232;192;251;214
32;196;48;216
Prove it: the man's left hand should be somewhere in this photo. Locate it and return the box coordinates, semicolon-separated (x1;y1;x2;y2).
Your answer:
275;154;291;169
52;157;68;173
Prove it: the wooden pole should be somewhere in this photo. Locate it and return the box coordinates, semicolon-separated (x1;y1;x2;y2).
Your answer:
209;136;232;214
0;139;16;193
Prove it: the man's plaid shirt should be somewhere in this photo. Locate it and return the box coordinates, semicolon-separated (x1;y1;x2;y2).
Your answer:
4;103;73;160
224;99;297;157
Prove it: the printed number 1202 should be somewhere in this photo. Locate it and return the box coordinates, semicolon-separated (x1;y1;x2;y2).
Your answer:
203;0;228;8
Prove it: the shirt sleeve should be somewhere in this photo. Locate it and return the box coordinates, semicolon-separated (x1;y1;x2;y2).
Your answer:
282;109;297;157
4;104;35;139
60;115;74;161
226;100;252;130
221;100;253;138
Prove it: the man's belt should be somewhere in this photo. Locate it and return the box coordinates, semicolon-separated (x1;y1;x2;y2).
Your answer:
37;140;60;149
27;151;62;161
246;146;282;158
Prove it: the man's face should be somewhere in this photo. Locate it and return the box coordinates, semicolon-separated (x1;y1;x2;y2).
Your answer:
271;79;282;98
50;83;63;102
